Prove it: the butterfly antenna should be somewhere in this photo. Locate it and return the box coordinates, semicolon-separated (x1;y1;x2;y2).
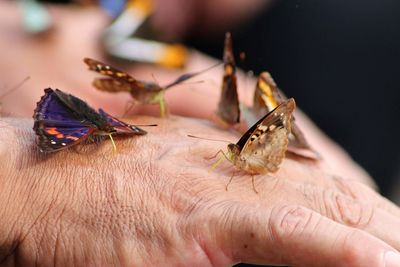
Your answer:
177;80;205;86
164;62;223;89
122;100;136;117
151;73;160;87
187;134;231;143
0;76;30;99
108;134;117;153
135;124;158;127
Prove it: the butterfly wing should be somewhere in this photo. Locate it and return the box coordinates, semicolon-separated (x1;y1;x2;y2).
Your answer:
33;88;95;152
84;57;161;93
237;99;295;173
92;78;134;93
84;58;137;84
253;72;311;150
253;72;285;115
217;32;240;125
98;109;147;135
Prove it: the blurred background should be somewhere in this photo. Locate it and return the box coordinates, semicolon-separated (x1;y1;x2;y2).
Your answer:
2;0;400;266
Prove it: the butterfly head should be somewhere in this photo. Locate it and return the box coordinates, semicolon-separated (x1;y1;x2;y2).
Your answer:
95;124;117;136
227;143;240;161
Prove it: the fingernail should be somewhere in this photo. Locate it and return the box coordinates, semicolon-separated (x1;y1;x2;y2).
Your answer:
385;251;400;267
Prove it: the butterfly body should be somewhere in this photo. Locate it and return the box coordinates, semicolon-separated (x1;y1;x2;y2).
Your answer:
225;98;295;174
217;32;240;125
33;88;146;152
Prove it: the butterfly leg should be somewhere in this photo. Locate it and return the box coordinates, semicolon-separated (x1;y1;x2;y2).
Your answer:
205;149;224;160
251;175;258;194
208;150;230;172
225;171;238;191
157;92;166;118
108;133;117;153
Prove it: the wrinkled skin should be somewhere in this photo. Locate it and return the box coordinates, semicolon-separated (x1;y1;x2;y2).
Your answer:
2;2;400;266
1;115;400;266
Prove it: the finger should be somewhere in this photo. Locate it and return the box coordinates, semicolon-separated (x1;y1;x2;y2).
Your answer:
332;176;400;218
223;205;400;267
296;180;400;252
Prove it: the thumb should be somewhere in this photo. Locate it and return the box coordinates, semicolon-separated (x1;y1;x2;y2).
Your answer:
225;205;400;266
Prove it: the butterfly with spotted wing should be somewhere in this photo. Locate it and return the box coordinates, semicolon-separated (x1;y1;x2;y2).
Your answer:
211;98;295;192
84;58;219;117
33;88;147;152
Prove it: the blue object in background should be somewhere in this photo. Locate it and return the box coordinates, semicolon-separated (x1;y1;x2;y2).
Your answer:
99;0;126;17
19;0;52;34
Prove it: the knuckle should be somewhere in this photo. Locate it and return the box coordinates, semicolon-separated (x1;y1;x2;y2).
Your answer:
269;205;318;244
334;194;374;228
300;182;374;228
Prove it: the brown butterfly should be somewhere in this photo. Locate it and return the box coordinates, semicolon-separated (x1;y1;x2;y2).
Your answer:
216;32;240;126
252;72;313;152
211;98;295;192
84;58;218;117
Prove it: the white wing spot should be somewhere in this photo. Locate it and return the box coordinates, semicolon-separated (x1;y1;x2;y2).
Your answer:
51;141;56;145
61;143;67;146
258;125;268;131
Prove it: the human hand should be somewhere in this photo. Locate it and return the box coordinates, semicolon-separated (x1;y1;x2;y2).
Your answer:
0;115;399;266
150;0;270;40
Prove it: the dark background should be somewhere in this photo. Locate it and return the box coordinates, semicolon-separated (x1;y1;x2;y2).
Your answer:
187;0;400;201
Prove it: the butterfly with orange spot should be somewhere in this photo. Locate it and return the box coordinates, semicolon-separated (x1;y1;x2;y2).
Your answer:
33;88;147;153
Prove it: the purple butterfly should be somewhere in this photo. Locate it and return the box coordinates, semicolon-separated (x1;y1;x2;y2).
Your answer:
33;88;147;152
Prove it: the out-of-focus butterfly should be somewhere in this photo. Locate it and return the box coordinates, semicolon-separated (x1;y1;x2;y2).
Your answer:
211;98;295;192
84;57;218;117
33;88;147;153
216;32;240;126
250;72;318;158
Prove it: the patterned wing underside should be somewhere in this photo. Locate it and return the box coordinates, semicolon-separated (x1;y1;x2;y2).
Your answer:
239;99;295;173
92;78;133;93
84;58;137;84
